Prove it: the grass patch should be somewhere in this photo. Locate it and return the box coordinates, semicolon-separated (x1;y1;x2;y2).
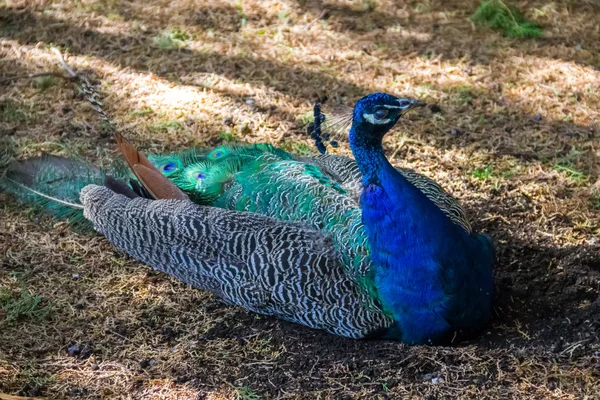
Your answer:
150;120;183;132
219;131;236;141
235;386;261;400
449;84;474;105
499;167;518;179
592;192;600;210
33;75;58;91
472;165;494;180
554;162;587;183
0;101;30;124
280;142;314;156
153;28;191;49
0;135;16;168
278;10;290;21
297;109;314;126
236;0;247;27
553;149;588;184
412;2;430;13
129;107;154;116
0;285;51;325
13;362;56;397
471;0;543;38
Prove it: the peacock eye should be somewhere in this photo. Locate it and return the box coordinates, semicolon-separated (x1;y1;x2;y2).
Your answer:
196;173;205;179
163;162;176;172
374;108;389;120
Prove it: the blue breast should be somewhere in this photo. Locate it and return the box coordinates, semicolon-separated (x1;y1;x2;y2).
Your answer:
360;160;494;344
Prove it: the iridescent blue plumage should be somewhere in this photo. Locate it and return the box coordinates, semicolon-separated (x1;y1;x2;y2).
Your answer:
349;93;494;343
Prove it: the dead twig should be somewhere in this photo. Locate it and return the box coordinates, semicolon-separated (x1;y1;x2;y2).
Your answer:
50;47;77;78
0;46;85;85
304;9;327;30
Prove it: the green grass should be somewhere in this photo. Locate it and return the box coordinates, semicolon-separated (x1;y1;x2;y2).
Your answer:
33;75;58;91
280;142;314;156
592;193;600;210
471;0;543;38
499;167;518;179
150;120;183;132
129;107;154;116
363;0;377;12
219;131;236;141
14;361;56;396
412;2;430;13
472;165;494;180
553;149;588;183
0;285;51;325
0;135;15;168
235;386;261;400
0;101;30;123
153;28;191;49
554;163;587;183
297;109;314;126
449;84;474;105
236;0;247;27
277;10;289;21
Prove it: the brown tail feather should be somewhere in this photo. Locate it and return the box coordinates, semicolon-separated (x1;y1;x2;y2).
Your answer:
133;165;188;200
114;133;188;201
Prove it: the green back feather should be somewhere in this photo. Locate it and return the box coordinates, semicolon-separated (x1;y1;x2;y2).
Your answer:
152;144;295;204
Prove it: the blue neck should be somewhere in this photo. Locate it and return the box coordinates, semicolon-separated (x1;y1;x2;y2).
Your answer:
349;125;492;344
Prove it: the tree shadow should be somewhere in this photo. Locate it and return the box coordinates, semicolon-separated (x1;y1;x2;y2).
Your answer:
294;0;407;32
487;230;600;348
1;9;364;95
292;0;600;69
3;8;597;163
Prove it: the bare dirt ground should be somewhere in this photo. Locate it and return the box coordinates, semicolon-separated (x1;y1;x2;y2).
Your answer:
1;0;599;398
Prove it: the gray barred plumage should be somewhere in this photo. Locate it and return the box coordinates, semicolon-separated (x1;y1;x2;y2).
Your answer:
304;154;473;234
81;185;394;338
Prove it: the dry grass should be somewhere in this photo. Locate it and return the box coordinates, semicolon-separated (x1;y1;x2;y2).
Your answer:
1;0;600;398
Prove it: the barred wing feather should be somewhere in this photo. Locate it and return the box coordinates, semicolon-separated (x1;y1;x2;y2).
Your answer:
302;154;473;234
81;185;393;338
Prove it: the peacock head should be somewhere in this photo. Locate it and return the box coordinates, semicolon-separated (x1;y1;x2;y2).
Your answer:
350;93;425;146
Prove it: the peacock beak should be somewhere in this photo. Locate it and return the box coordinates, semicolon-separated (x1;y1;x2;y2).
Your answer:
408;99;426;109
398;99;426;116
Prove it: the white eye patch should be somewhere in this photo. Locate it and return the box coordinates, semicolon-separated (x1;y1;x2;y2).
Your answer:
362;113;392;125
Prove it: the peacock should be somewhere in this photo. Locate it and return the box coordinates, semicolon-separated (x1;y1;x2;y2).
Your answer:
2;93;495;345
